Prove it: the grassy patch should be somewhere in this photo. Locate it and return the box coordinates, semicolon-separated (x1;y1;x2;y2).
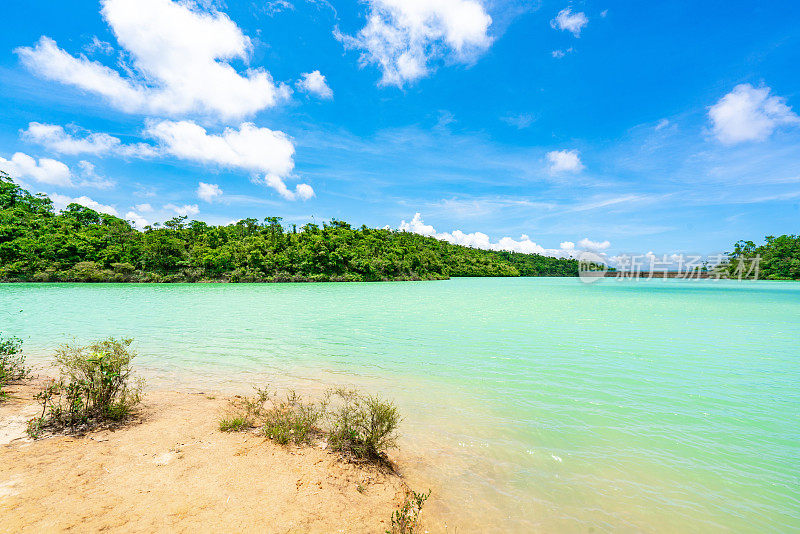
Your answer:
0;333;27;400
219;387;325;445
26;337;143;438
262;390;325;445
219;415;250;432
221;385;400;464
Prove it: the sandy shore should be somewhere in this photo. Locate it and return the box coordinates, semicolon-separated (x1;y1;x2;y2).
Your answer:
0;379;423;533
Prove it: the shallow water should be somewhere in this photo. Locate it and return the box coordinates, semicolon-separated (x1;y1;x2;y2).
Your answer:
2;278;798;532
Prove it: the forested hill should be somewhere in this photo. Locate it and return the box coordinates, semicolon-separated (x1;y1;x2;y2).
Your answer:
0;176;580;282
722;236;800;280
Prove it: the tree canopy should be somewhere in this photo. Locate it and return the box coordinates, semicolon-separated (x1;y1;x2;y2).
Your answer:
722;235;800;280
0;175;581;282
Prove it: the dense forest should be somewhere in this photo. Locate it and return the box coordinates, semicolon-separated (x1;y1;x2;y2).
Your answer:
0;174;582;282
721;235;800;280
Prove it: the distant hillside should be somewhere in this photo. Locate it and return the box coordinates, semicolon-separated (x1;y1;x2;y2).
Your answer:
0;174;581;282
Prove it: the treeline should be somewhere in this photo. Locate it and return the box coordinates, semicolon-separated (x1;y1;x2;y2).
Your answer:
722;235;800;280
0;175;581;282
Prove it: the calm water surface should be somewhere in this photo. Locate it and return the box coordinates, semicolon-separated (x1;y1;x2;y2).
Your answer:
2;278;798;532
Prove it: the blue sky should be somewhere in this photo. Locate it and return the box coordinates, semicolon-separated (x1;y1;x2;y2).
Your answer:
1;0;799;260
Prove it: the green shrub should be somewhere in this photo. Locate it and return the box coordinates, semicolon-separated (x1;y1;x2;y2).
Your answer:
27;337;143;436
326;388;400;462
220;388;324;445
220;385;400;463
219;415;250;432
261;390;324;445
388;489;431;534
0;334;27;399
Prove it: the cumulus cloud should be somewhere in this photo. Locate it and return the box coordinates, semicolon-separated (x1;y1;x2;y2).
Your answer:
125;210;149;228
546;149;584;174
15;0;290;120
337;0;493;87
50;193;119;216
398;213;608;258
550;8;588;37
708;83;799;144
134;203;153;212
296;70;333;99
145;120;312;201
22;122;158;157
0;152;72;186
197;181;223;202
164;203;199;216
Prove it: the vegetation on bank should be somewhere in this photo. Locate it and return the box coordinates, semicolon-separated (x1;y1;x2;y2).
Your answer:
220;387;325;445
1;173;580;282
388;488;431;534
220;384;429;531
221;386;401;464
27;337;143;438
0;333;28;399
721;235;800;280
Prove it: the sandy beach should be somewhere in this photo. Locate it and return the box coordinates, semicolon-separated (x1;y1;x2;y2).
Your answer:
0;379;422;533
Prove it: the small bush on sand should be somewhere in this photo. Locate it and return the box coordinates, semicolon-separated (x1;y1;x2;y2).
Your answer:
262;390;325;445
218;387;268;432
326;387;400;463
219;387;324;445
27;337;143;437
387;488;431;534
0;334;27;399
221;386;399;463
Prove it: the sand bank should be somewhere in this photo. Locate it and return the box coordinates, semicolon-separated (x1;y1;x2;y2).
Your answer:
0;380;423;533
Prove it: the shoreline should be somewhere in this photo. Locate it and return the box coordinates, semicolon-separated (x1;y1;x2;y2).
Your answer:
0;378;434;533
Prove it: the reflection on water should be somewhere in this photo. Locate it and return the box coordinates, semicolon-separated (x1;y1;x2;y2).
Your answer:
3;278;799;532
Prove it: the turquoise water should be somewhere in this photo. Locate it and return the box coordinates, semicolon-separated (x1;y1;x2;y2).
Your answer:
2;278;798;532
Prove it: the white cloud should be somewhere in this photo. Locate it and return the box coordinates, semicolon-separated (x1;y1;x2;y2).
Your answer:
145;120;313;201
84;36;114;55
134;203;153;212
546;149;584;174
0;152;72;186
577;238;610;251
22;122;158;157
197;181;223;202
264;0;294;15
550;8;588;37
77;160;115;189
708;83;799;144
262;175;315;201
164;203;200;217
50;193;119;216
15;0;290;120
296;70;333;99
551;47;573;58
337;0;493;87
125;210;149;228
398;213;608;258
654;118;670;131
